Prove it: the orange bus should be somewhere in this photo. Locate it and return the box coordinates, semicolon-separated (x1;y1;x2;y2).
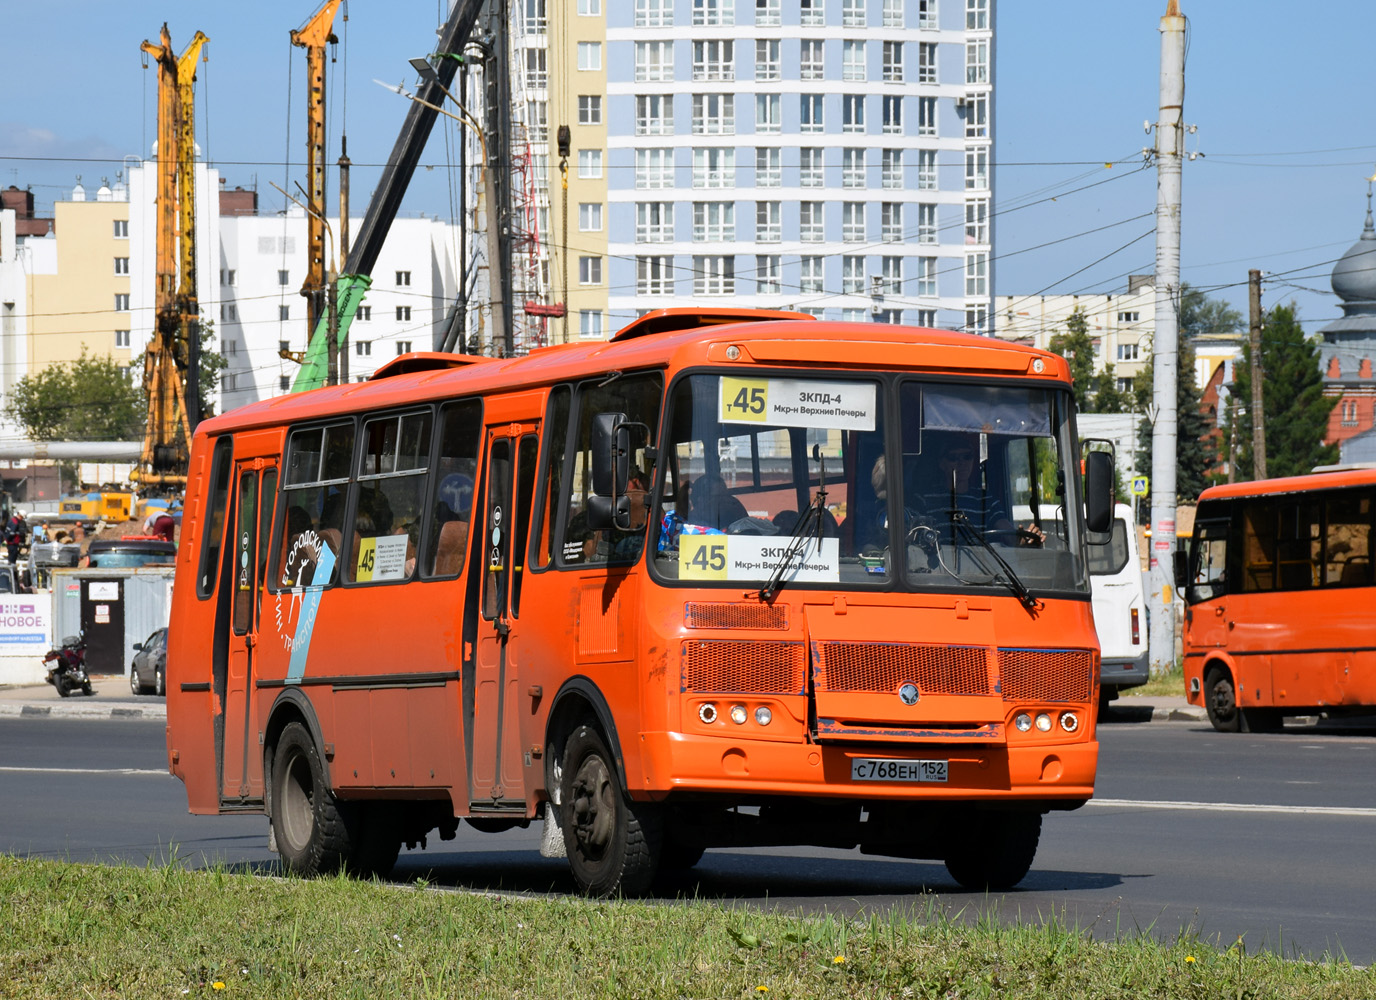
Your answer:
1181;469;1375;732
165;309;1115;895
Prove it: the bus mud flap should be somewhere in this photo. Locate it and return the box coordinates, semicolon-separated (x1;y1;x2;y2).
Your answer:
539;801;567;858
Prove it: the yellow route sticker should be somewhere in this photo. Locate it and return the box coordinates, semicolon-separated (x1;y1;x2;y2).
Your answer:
679;534;729;580
720;377;769;422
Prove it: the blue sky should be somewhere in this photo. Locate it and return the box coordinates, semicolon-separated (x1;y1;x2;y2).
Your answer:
3;0;1374;331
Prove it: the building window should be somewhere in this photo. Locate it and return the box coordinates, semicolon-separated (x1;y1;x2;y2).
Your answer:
637;255;675;295
577;41;602;71
756;254;781;294
799;147;823;187
578;95;602;125
578;0;600;14
636;0;672;26
800;201;824;242
279;305;290;322
397;340;413;354
1118;311;1141;323
113;219;129;239
800;39;824;81
841;148;865;188
279;338;291;354
756;39;780;80
219;304;236;322
842;202;865;242
579;203;604;231
692;147;735;188
578;149;603;178
693;201;735;242
842;40;866;81
693;0;735;25
635;94;674;135
842;94;865;133
1117;343;1140;362
756;147;781;187
635;41;673;81
800;0;823;27
278;269;290;286
882;41;903;82
889;0;912;26
918;96;937;136
636;148;673;188
525;48;547;87
965;199;988;244
280;376;292;392
756;201;781;242
580;310;606;339
842;255;865;294
692;39;734;80
755;93;781;133
967;0;988;30
636;202;674;242
356;340;372;356
965;308;988;334
917;256;937;297
917;203;937;244
396;306;412;321
357;304;372;321
881;202;903;242
114;256;129;275
115;329;131;348
883;149;905;189
841;0;865;27
527;100;548;140
917;149;936;189
755;0;781;26
800;256;824;294
220;268;236;286
882;96;902;134
693;255;735;295
800;94;824;133
525;0;547;29
965;253;988;297
918;42;937;84
965;147;989;190
396;270;411;286
692;92;735;134
1117;377;1135;394
882;256;903;295
966;39;988;84
916;309;936;327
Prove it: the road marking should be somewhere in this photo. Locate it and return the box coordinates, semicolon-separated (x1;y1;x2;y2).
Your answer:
0;766;167;777
1090;797;1376;818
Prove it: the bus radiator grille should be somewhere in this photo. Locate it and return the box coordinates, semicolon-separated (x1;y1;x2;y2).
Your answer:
684;602;790;630
998;648;1095;703
681;640;806;694
812;642;991;696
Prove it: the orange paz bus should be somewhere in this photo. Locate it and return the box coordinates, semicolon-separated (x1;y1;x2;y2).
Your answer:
165;308;1115;895
1181;468;1376;732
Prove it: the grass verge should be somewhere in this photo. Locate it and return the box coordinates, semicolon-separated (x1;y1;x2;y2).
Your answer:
1121;664;1187;700
2;855;1371;998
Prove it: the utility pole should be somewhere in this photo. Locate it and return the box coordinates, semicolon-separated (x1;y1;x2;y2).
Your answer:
1248;268;1267;479
338;134;350;383
1147;1;1185;677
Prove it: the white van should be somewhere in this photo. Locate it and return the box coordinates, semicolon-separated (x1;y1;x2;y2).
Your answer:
1087;503;1148;703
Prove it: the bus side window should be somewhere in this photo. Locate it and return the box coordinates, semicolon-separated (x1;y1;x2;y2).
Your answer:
348;411;432;584
1325;489;1373;587
276;422;354;589
532;385;572;570
1241;500;1276;592
196;437;234;599
424;399;482;579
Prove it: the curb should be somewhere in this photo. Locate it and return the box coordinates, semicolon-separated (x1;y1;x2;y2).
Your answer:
1150;706;1208;722
0;702;166;720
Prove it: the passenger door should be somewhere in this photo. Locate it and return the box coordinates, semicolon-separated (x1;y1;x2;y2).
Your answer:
468;411;541;812
221;458;278;804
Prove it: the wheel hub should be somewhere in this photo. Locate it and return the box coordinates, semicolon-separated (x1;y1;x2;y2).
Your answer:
570;755;614;859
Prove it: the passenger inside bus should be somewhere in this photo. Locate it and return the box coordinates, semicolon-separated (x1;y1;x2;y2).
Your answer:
919;432;1044;547
683;473;747;530
429;473;474;576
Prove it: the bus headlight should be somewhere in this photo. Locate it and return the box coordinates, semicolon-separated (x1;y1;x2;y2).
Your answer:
1060;711;1080;733
754;706;772;726
1035;713;1053;732
698;703;718;725
1014;713;1032;732
730;704;748;725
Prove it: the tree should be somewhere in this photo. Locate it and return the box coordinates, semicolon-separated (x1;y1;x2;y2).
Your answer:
1226;302;1337;480
1090;362;1127;414
1179;284;1243;341
1048;307;1095;412
196;321;229;420
5;349;143;441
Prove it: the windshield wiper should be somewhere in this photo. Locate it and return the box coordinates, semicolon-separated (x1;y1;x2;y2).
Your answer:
949;511;1042;615
750;447;828;603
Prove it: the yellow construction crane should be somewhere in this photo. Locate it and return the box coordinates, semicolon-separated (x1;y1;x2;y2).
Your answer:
137;23;207;486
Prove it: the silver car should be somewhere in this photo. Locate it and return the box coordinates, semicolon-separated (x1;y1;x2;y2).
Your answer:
129;627;167;696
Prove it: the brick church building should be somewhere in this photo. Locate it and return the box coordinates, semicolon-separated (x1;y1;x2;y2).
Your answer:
1320;187;1376;463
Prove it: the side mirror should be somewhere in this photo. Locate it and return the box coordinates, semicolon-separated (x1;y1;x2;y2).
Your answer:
1083;450;1114;533
1173;549;1189;590
132;643;143;652
590;412;628;500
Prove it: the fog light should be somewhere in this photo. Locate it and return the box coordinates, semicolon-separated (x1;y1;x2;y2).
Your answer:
1035;713;1052;732
730;704;748;725
1060;711;1080;733
754;705;772;726
698;703;718;725
1015;713;1032;732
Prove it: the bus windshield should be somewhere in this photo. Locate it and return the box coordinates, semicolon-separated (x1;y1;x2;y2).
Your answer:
652;373;1088;596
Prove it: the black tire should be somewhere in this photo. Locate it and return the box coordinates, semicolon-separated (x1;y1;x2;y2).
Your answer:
659;837;706;871
81;680;92;696
55;675;73;698
1204;666;1241;733
944;811;1042;890
155;667;165;697
270;721;353;876
130;668;142;696
560;723;663;897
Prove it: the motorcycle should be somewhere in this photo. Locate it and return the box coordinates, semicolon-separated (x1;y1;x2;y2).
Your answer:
44;634;92;698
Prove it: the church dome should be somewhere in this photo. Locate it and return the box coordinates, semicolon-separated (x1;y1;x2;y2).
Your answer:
1332;194;1376;304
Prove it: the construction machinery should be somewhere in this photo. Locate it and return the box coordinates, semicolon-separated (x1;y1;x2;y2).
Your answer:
136;24;208;486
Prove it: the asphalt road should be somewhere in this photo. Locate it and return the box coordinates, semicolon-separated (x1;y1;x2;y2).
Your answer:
4;712;1375;962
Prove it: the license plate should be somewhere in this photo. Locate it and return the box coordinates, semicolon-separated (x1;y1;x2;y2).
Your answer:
850;758;948;783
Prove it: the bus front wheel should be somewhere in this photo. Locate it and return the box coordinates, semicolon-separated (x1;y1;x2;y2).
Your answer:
271;721;352;876
560;723;663;896
1204;666;1241;733
944;810;1042;890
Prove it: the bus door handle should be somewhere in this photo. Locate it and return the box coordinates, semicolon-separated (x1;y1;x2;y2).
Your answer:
494;620;511;638
1214;607;1225;616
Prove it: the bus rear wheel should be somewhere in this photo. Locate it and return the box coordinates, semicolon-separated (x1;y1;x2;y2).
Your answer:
943;811;1042;890
560;724;662;897
271;722;352;876
1204;666;1241;733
